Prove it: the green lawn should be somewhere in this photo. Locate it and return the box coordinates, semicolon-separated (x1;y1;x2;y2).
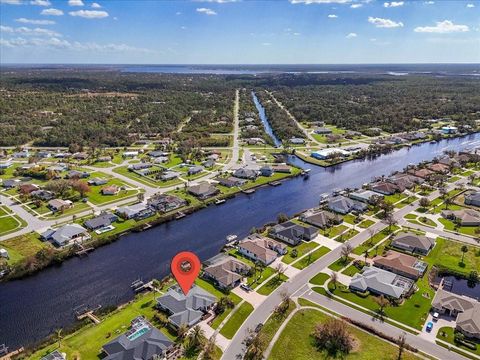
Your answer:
336;229;359;242
343;214;357;225
0;233;50;266
384;192;407;204
29;293;166;359
426;237;480;276
268;308;420;360
257;274;288;296
328;257;353;271
358;219;374;228
292;246;330;270
320;224;348;238
352;226;398;256
257;300;296;354
282;242;318;264
436;327;480;357
341;264;363;276
309;272;330;286
219;301;254;339
0;214;24;235
438;218;479;236
247;266;275;289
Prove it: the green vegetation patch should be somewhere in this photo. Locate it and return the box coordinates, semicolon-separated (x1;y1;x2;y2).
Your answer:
219;301;254;339
257;274;289;296
292;246;330;270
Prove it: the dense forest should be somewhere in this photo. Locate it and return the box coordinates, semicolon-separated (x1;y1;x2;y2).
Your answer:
0;68;478;147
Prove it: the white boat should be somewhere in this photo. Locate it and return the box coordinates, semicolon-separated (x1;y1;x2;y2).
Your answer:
226;234;237;242
215;199;226;205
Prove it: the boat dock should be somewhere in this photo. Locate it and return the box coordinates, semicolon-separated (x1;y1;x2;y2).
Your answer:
74;304;102;325
0;346;24;360
131;279;154;293
269;181;282;186
241;188;255;194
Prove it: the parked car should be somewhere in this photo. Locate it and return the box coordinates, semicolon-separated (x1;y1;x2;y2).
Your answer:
426;321;433;332
240;284;252;292
254;323;263;333
432;312;439;322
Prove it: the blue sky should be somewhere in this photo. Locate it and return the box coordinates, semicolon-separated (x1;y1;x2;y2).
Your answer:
0;0;478;64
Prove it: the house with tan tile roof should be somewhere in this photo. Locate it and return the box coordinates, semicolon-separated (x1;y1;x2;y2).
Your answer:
238;234;286;265
202;257;250;290
372;251;428;280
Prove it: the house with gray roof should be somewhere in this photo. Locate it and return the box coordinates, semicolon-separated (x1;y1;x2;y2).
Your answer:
40;350;66;360
84;213;118;231
187;165;204;176
464;191;480;207
349;267;414;299
269;221;318;245
102;316;174;360
349;190;383;204
156;285;216;328
116;203;154;220
441;209;480;226
328;195;368;214
233;168;258;180
187;182;219;200
391;232;435;255
41;223;90;247
148;194;187;213
432;289;480;340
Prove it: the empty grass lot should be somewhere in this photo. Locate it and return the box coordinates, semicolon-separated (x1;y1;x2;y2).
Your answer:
268;309;420;360
219;301;254;339
309;272;330;286
282;242;318;264
257;274;289;296
320;224;348;238
292;246;330;270
426;237;480;275
0;233;50;265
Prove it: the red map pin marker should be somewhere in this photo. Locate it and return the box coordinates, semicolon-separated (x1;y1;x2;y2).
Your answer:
171;251;201;295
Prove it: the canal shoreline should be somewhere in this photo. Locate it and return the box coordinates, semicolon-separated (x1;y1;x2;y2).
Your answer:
1;169;302;283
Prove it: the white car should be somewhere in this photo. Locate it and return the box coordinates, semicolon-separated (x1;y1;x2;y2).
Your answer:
432;312;439;321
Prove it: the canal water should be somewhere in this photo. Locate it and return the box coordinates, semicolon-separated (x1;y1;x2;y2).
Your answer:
1;134;480;349
251;91;282;147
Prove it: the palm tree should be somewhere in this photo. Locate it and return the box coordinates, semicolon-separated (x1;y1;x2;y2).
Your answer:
461;245;468;264
152;279;161;300
188;325;205;348
374;295;390;319
55;328;63;349
177;323;189;340
330;271;338;290
363;249;369;265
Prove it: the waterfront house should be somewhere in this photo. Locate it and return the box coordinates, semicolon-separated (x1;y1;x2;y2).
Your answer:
269;221;318;245
187;182;219;200
215;176;247;188
431;289;480;340
438;157;460;168
407;168;435;180
388;173;422;190
442;126;458;134
88;177;108;186
260;165;274;177
311;148;350;160
464;191;480;207
31;189;54;201
299;209;342;229
41;223;90;247
370;181;400;195
156;285;216;328
148;194;187;213
84;213;118;231
233;167;258;180
327;195;367;214
237;234;286;265
187;165;204;176
101;185;119;195
47;199;72;213
272;164;291;174
116;203;154;220
428;163;450;174
391;232;435;255
202;257;250;290
40;350;66;360
372;251;428;280
349;190;382;204
442;209;480;226
102;316;175;360
349;267;414;299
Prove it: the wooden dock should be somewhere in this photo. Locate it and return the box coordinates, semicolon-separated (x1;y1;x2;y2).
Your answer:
74;304;102;325
0;347;24;360
77;311;101;324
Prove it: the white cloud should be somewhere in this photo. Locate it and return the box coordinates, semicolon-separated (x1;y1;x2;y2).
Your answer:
91;2;101;8
262;42;272;46
368;16;403;28
0;0;22;4
0;36;154;53
69;10;109;18
68;0;84;6
290;0;351;4
41;8;64;16
15;17;55;25
346;32;357;38
176;11;182;15
414;20;469;33
384;1;403;7
30;0;51;6
196;7;217;15
1;25;61;37
466;3;475;8
180;26;187;29
328;14;338;18
425;1;434;4
350;3;362;8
